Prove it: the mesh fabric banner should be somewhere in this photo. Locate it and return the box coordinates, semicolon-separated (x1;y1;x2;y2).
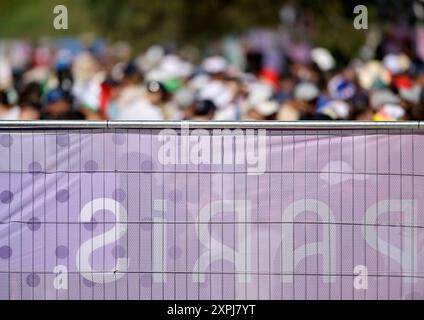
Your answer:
0;128;423;300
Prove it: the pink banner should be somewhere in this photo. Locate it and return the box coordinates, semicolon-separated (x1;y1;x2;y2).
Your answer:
0;128;423;300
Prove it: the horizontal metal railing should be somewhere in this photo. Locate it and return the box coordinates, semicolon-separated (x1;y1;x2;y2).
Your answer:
0;120;423;130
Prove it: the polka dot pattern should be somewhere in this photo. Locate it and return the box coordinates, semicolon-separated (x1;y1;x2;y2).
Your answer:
56;189;69;203
26;273;40;287
112;189;126;202
28;162;42;176
0;246;12;259
55;246;69;259
0;135;13;148
84;160;98;172
140;160;153;171
27;218;41;232
56;135;70;147
112;245;126;259
0;191;13;204
83;218;97;231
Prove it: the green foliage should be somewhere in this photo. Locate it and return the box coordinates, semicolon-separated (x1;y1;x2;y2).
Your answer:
0;0;383;61
85;0;373;59
85;0;282;48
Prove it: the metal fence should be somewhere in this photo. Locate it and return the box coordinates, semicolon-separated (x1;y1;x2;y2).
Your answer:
0;121;423;300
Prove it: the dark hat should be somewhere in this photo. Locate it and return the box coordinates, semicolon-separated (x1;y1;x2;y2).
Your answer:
45;89;65;105
194;99;216;116
123;62;139;77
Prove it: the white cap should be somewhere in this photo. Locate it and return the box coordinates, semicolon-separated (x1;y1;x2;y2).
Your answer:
202;56;228;74
174;88;196;109
254;100;280;117
321;100;350;120
247;82;274;106
159;55;193;79
294;82;320;101
188;74;210;91
198;81;234;109
376;104;405;121
145;68;168;83
383;53;411;75
311;47;335;72
357;60;391;90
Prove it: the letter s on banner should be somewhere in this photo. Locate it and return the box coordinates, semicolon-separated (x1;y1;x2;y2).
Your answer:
76;198;129;284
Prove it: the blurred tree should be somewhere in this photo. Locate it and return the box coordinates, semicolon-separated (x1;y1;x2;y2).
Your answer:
0;0;414;62
0;0;95;38
86;0;184;49
86;0;373;59
86;0;283;48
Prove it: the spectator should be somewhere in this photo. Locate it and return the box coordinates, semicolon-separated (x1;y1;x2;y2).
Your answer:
0;21;423;123
41;89;84;120
116;81;165;120
192;100;217;120
0;89;19;120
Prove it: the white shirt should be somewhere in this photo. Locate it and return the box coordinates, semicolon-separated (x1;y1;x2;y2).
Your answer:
0;106;20;120
117;100;164;120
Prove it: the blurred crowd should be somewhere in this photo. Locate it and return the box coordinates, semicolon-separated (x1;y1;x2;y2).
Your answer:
0;26;424;122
